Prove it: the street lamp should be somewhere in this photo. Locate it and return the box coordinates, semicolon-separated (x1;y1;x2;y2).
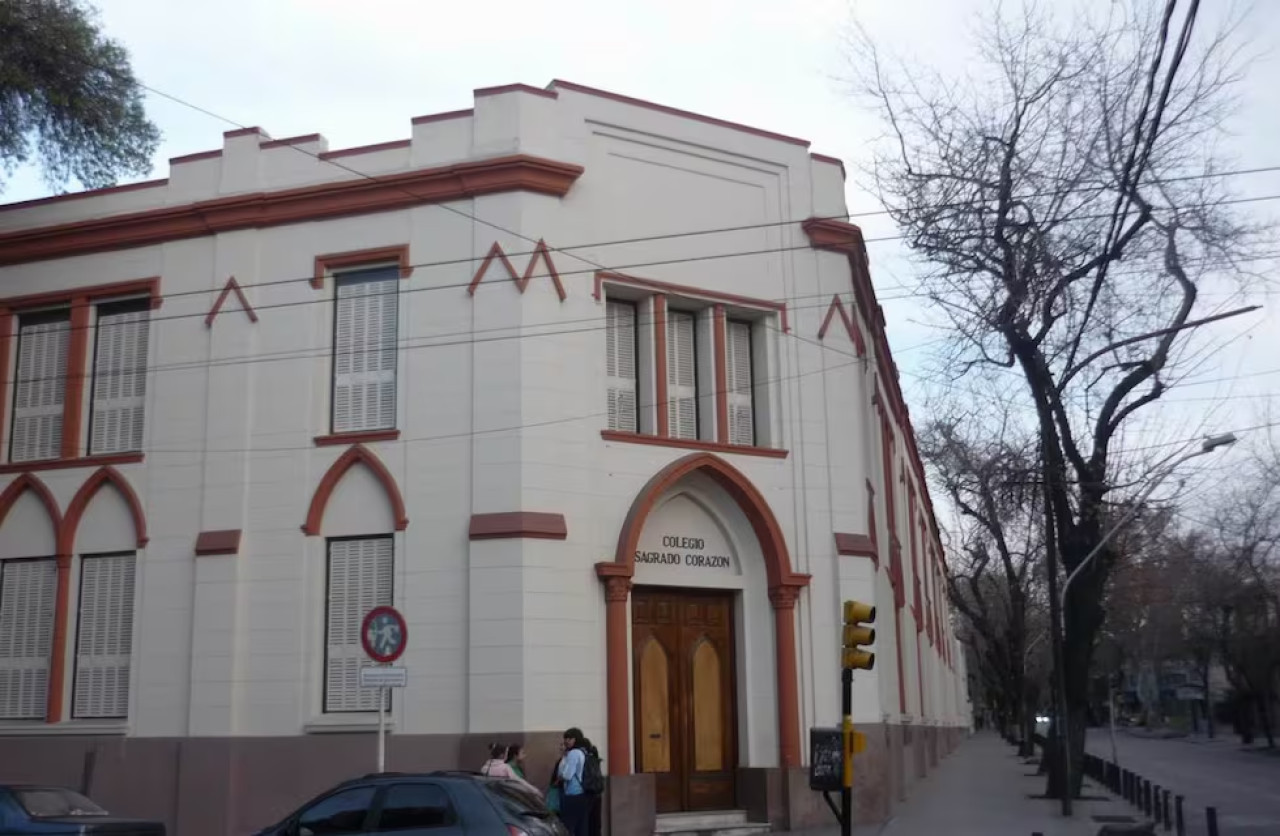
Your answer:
1060;433;1236;612
1052;432;1235;809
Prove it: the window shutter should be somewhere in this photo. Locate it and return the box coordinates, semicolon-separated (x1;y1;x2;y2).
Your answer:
0;560;57;719
605;301;637;433
12;317;70;462
333;272;399;434
73;554;137;719
90;306;150;455
666;311;697;439
725;321;755;446
325;538;393;713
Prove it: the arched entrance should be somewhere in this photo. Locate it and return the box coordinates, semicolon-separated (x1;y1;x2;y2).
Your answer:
595;453;810;798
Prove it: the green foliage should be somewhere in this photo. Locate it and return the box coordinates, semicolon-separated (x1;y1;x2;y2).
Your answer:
0;0;159;193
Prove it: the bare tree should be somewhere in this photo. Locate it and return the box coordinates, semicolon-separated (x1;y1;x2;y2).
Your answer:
922;409;1043;755
853;0;1266;797
1206;442;1280;746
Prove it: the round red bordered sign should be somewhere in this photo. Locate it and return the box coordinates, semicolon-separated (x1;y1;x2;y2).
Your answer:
361;605;408;664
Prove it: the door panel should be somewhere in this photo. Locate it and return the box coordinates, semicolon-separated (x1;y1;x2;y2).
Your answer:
632;588;736;812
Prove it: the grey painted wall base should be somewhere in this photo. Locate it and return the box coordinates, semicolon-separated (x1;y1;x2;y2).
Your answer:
0;725;969;836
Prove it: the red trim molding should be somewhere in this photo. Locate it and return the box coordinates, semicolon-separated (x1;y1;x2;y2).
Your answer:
0;452;143;475
195;529;242;556
652;296;669;437
0;155;584;268
314;429;401;447
593;271;790;332
205;276;258;326
313;245;413;290
0;313;11;452
468;512;568;541
302;444;409;535
320;139;411;160
467;240;567;301
595;452;809;775
0;278;162;312
601;429;788;459
58;465;149;554
60;299;91;460
834;532;877;561
476;83;558;100
0;472;63;531
410;109;474;126
817;295;866;356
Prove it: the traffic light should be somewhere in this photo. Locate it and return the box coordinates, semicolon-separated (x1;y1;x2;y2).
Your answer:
841;600;876;670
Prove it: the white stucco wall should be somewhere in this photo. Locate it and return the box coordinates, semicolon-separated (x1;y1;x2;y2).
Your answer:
0;82;969;758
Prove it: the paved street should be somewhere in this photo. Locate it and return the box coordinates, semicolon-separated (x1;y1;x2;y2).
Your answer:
1086;728;1280;835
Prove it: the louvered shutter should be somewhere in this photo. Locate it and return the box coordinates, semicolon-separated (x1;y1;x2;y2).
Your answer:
73;554;136;719
90;305;150;455
325;538;393;713
725;320;755;446
0;560;57;719
605;301;637;432
666;311;697;439
12;316;70;462
333;271;399;434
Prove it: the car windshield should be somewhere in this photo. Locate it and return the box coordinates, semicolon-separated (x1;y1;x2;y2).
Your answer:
14;788;110;817
482;780;553;819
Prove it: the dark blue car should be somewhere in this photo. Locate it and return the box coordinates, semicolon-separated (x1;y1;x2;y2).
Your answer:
0;785;165;835
252;771;568;836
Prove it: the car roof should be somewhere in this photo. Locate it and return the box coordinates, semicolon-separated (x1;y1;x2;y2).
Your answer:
336;771;499;787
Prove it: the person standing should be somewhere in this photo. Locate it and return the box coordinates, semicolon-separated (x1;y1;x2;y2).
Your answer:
556;728;590;836
481;743;539;794
506;743;529;781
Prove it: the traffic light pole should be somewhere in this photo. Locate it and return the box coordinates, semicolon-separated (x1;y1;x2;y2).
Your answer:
841;667;853;836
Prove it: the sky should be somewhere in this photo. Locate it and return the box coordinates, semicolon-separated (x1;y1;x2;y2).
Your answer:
6;0;1279;519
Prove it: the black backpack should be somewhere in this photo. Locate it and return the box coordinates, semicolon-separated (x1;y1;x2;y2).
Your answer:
579;747;604;795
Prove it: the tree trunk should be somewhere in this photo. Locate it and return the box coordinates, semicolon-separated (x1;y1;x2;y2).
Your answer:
1202;665;1215;739
1258;695;1275;749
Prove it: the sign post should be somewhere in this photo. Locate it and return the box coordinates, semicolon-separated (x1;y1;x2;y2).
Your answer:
361;605;408;774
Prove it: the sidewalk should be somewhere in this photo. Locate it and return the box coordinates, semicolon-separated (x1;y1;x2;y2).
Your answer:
794;732;1138;836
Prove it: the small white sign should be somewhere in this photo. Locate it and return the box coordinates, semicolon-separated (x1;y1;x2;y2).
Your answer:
360;666;408;688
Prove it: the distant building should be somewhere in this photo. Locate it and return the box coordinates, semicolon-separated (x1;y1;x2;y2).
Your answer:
0;81;969;836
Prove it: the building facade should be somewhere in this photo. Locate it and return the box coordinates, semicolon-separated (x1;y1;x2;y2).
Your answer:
0;81;969;836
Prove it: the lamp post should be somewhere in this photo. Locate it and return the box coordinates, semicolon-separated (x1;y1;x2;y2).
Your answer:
1053;432;1236;809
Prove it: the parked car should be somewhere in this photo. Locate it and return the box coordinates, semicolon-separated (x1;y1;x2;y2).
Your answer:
252;771;568;836
0;785;165;835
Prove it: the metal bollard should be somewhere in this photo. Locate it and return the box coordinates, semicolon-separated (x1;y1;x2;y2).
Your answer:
1144;780;1152;817
1162;789;1171;832
1207;807;1219;836
1175;795;1185;836
1153;785;1162;824
1123;770;1131;802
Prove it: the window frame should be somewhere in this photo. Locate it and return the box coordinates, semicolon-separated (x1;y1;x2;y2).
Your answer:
86;297;152;457
604;298;640;433
9;308;72;464
70;550;138;721
0;556;58;721
665;306;700;441
724;317;757;448
322;534;395;715
328;264;402;437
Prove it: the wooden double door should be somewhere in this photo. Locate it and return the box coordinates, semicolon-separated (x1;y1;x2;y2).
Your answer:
631;588;737;813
